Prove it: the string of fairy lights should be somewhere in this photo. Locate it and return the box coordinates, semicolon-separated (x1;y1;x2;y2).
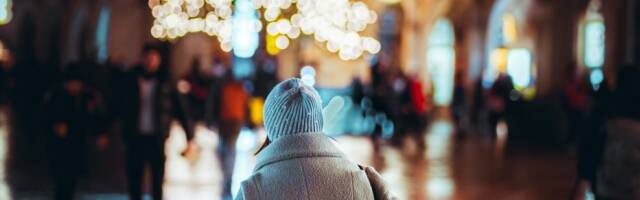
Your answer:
149;0;237;52
148;0;381;60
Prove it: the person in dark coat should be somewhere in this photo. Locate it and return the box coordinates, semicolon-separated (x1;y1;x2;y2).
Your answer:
112;44;194;200
576;67;640;199
42;63;108;200
217;71;250;199
487;73;513;135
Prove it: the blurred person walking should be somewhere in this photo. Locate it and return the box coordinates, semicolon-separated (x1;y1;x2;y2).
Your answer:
113;44;194;200
214;71;250;199
42;64;108;200
182;59;212;122
452;71;467;136
487;73;513;136
235;78;394;200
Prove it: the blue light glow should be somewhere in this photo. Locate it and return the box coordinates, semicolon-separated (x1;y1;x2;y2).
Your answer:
506;48;532;88
0;0;7;22
232;57;254;79
427;19;456;106
95;5;110;63
232;0;259;58
429;19;455;46
584;21;605;68
590;68;604;90
300;66;316;86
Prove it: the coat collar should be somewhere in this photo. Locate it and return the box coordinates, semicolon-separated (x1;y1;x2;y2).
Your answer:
254;132;347;171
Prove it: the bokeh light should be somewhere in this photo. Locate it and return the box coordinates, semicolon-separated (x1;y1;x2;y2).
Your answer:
0;0;12;25
584;21;605;68
149;0;238;51
232;0;260;58
506;48;532;89
255;0;381;60
300;65;316;86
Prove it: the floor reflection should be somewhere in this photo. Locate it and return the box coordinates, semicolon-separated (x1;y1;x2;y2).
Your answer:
424;121;455;200
163;124;264;200
6;118;579;199
164;123;222;200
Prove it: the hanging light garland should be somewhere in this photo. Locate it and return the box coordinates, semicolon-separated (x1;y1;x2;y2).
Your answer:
256;0;381;60
149;0;380;60
149;0;243;52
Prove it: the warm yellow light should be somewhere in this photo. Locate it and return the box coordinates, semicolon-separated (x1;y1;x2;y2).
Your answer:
502;14;517;44
249;98;265;125
522;87;536;100
148;0;160;8
378;0;401;4
266;34;281;55
0;41;5;61
491;48;509;73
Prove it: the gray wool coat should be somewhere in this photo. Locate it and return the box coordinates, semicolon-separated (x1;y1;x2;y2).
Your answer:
235;133;395;200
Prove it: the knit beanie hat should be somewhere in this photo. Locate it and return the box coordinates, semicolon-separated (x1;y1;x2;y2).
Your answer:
263;78;323;141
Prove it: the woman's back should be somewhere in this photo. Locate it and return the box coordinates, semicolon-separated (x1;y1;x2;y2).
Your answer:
236;133;374;200
234;78;391;200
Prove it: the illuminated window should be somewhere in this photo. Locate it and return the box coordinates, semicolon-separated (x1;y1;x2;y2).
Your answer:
579;0;605;89
501;14;517;44
427;19;455;106
0;0;11;25
506;48;532;89
582;21;605;89
484;13;519;88
583;21;605;68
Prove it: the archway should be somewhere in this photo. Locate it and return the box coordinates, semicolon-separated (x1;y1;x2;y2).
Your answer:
484;0;535;96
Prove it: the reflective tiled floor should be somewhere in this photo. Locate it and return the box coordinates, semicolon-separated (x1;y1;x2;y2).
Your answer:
3;107;580;199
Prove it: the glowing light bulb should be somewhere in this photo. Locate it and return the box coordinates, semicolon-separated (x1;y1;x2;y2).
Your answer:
275;35;290;49
287;27;301;38
266;22;278;35
277;19;291;34
264;8;280;21
151;25;164;38
165;14;180;28
254;0;380;60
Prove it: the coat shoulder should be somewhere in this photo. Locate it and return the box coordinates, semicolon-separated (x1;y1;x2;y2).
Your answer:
235;173;262;200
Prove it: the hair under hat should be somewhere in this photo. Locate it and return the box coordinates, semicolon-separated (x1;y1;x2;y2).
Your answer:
263;78;323;141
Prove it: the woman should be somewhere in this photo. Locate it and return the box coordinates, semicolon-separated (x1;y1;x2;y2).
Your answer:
235;78;394;200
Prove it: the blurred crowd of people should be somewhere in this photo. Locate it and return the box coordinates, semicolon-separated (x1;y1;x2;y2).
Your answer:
0;42;277;199
0;40;437;199
1;38;639;199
